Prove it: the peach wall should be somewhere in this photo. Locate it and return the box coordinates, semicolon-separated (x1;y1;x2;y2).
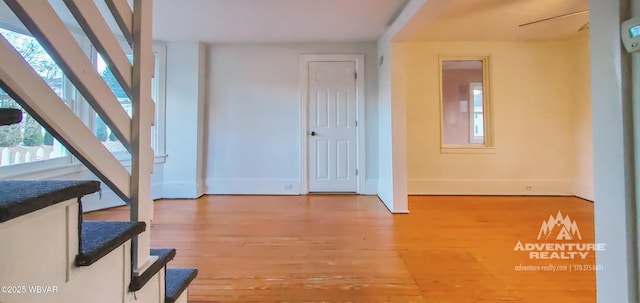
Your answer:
404;37;592;196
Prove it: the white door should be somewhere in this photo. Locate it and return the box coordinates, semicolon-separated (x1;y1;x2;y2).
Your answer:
308;61;357;192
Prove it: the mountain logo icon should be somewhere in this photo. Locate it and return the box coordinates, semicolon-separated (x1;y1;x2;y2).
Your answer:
536;211;582;241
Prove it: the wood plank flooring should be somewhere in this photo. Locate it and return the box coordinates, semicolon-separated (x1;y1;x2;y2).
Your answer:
84;195;596;302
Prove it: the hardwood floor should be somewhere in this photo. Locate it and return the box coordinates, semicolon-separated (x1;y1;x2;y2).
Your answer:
84;195;596;302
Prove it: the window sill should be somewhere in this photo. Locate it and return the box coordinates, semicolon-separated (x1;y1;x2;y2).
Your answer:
0;155;167;180
440;146;496;154
117;154;168;167
0;161;83;180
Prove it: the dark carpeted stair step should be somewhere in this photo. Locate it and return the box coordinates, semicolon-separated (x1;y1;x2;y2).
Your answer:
129;248;177;291
76;221;146;266
165;268;198;303
0;180;99;223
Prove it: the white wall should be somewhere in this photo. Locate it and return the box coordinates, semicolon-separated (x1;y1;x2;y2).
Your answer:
163;42;208;198
205;42;378;195
590;0;638;301
376;0;425;213
377;38;394;209
404;38;592;197
571;32;594;200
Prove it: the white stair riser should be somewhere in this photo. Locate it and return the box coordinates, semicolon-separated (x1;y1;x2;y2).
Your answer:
0;198;165;303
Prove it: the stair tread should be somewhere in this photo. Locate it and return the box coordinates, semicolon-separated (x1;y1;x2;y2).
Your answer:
0;180;100;224
76;221;146;266
165;268;198;303
129;248;177;291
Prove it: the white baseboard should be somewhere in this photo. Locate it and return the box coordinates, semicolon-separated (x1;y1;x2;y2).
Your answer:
206;178;301;195
151;183;163;200
196;180;205;197
408;179;575;196
574;181;594;201
377;194;393;212
393;209;410;214
81;191;126;212
81;182;164;212
162;182;204;199
375;194;410;214
363;179;378;195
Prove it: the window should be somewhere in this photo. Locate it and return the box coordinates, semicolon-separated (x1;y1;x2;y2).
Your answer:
151;45;166;157
93;45;166;158
95;53;131;155
470;82;484;144
0;28;71;167
440;57;492;150
0;26;166;175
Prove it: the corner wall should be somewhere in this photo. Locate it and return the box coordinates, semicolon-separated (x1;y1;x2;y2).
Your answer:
376;0;425;213
590;0;638;301
571;33;594;200
163;42;208;198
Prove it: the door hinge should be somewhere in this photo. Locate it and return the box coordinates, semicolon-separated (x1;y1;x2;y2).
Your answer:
356;169;359;176
354;71;357;80
355;120;358;127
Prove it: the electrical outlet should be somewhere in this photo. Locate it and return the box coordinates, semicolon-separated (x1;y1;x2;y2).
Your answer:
284;184;293;190
525;185;533;190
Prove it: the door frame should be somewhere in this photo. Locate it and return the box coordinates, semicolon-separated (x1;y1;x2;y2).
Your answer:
299;54;365;194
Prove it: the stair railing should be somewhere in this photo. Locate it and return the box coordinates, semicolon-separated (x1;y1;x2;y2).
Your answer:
0;0;155;272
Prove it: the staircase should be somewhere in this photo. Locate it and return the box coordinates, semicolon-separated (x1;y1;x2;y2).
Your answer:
0;0;197;302
0;181;197;303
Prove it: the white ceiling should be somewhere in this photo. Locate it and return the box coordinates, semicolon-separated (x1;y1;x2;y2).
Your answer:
395;0;590;41
0;0;588;44
152;0;409;43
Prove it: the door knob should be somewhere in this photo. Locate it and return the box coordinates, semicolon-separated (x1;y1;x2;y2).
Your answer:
310;131;317;136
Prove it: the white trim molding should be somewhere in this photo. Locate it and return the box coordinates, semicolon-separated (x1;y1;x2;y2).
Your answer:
162;182;203;199
364;179;378;195
206;178;301;195
408;178;575;196
438;55;494;149
299;54;366;195
81;191;125;212
0;160;80;180
573;181;594;201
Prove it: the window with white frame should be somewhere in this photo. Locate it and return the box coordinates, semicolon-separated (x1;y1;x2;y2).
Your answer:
93;45;166;158
469;82;484;144
95;52;131;155
440;57;492;148
0;28;71;168
0;26;166;174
